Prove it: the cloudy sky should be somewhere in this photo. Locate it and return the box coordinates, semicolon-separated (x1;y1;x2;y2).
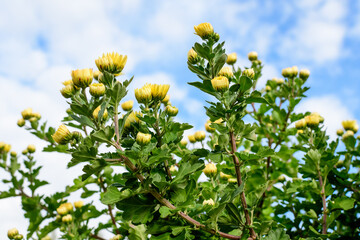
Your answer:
1;0;360;238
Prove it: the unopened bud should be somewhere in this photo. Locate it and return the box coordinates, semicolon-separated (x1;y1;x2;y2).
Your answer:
211;76;229;92
295;119;307;129
74;200;84;209
60;84;75;98
243;68;255;78
4;144;11;153
194;22;214;39
220;172;232;179
13;234;24;240
342;120;358;133
17;119;25;127
203;163;217;177
136;132;152;146
93;105;108;120
21;108;33;120
188;135;196;143
226;53;237;65
7;228;19;238
265;86;271;92
205;120;215;133
169;165;177;173
27;144;36;153
162;95;170;104
342;130;354;140
187;48;199;64
248;51;258;61
291;66;298;77
299;69;310;80
71;68;93;88
305;115;320;128
165;105;178;117
62;214;73;223
93;70;101;80
52;125;71;145
10;151;17;157
218;67;234;78
194;131;206;141
89;83;106;97
336;129;344;136
121;100;134;111
281;67;292;78
203;198;215;206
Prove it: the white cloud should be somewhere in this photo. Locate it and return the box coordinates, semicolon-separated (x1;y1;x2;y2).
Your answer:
296;95;354;139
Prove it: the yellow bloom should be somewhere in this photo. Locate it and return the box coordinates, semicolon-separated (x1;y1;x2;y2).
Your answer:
56;206;68;215
305;115;320;128
310;112;324;123
60;84;75;98
342;120;358;133
162;95;170;104
203;198;215;206
89;83;106;97
32;112;41;120
295;119;307;129
165;105;178;117
194;131;206;141
95;52;127;75
10;151;17;157
21;108;33;120
218;66;233;78
187;48;199;64
121;100;134;111
93;105;108;120
281;67;292;78
17;119;25;127
150;84;170;101
7;228;19;238
136;132;152;146
248;51;258;61
243;68;255;78
211;76;229;92
62;214;73;223
52;124;71;144
63;202;73;212
4;144;11;153
135;84;152;104
194;22;214;39
226;53;237;65
124;111;142;129
336;129;344;136
272;77;284;84
299;69;310;80
203;163;217;177
291;66;299;77
205;120;215;133
93;70;101;80
71;68;93;88
180;139;188;147
74;200;84;209
188;135;196;143
27;144;36;153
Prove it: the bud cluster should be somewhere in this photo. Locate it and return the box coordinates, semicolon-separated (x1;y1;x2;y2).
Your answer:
135;83;170;104
7;228;23;240
0;141;11;154
295;112;324;130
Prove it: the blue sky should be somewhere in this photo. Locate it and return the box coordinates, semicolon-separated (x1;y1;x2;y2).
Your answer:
0;0;359;237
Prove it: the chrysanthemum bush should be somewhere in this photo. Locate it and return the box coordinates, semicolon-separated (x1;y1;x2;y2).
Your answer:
1;23;360;240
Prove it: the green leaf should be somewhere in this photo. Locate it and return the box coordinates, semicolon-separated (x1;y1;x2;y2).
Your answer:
70;114;96;129
116;195;156;224
239;76;252;92
109;81;127;106
159;206;172;218
91;126;115;144
263;228;290;240
212;53;226;77
332;197;356;211
172;162;204;184
101;186;122;204
129;224;147;240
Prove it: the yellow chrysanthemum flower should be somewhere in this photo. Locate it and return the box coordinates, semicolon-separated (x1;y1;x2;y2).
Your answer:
188;135;196;143
187;48;199;64
52;124;71;144
136;132;152;146
21;108;33;120
342;120;358;133
150;84;170;101
194;131;206;141
60;84;75;98
248;51;258;61
95;52;127;75
135;84;152;104
121;100;134;111
299;69;310;80
124;111;142;129
194;22;214;39
89;83;106;97
211;76;229;92
165;105;178;117
226;53;237;65
243;68;255;78
71;68;93;88
203;163;217;177
93;105;108;120
218;66;233;78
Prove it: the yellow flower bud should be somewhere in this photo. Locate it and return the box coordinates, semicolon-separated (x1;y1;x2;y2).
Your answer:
64;202;73;212
95;52;127;75
187;48;199;64
29;117;38;123
27;144;36;153
336;129;344;136
342;130;354;140
180;139;188;147
228;178;238;183
7;228;19;238
194;131;206;141
291;66;298;77
220;172;232;179
218;66;234;78
305;115;320;128
165;105;178;117
60;84;75;98
205;120;215;133
0;141;4;150
211;76;229;92
57;206;68;215
4;144;11;153
13;234;24;240
136;132;152;146
226;53;237;65
272;77;284;84
135;84;152;104
52;124;71;144
194;22;214;39
278;175;286;182
93;106;108;120
295;119;307;129
203;163;217;177
248;51;258;61
188;135;196;144
150;84;170;101
202;198;215;206
74;200;84;209
265;86;271;92
62;214;73;223
281;67;292;78
297;129;304;134
17;119;25;127
21;108;33;120
22;149;28;155
162;95;170;104
89;83;106;97
243;68;255;78
10;151;17;157
124;111;141;129
121;100;134;111
342;120;358;133
71;68;93;88
310;112;324;123
299;69;310;80
93;70;101;80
